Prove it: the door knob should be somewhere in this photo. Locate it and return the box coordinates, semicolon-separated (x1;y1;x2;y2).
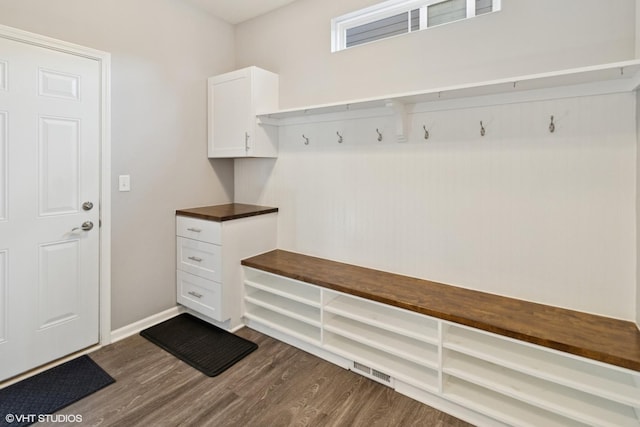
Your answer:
82;201;94;211
71;221;94;233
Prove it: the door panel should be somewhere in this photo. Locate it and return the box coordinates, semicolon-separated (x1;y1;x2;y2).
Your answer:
0;250;6;343
38;116;80;216
38;240;80;329
0;111;6;220
0;35;101;381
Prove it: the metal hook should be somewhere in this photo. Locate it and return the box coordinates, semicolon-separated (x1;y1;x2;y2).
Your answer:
480;121;486;137
302;134;309;145
337;131;343;144
549;115;555;133
376;128;383;142
423;125;429;140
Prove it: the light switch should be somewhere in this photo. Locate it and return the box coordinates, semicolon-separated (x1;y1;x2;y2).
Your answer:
118;175;131;192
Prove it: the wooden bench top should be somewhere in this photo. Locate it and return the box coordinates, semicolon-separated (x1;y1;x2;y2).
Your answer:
242;249;640;372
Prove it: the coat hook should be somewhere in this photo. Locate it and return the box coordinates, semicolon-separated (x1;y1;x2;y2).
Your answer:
549;115;555;133
423;125;430;140
480;121;486;137
302;134;309;145
337;131;343;143
376;128;383;142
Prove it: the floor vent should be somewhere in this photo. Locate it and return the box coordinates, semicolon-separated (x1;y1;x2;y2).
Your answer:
351;361;394;387
353;361;371;375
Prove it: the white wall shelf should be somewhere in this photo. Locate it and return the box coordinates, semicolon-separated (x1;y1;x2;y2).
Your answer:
257;60;640;140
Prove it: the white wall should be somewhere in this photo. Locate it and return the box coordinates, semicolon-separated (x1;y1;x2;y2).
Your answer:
637;91;640;327
235;0;639;320
236;93;637;320
236;0;636;109
0;0;236;329
636;0;640;329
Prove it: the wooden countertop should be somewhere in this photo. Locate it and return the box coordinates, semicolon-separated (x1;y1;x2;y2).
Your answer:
242;249;640;372
176;203;278;222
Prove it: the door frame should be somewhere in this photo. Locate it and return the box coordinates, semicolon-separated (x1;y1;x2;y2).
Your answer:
0;24;111;347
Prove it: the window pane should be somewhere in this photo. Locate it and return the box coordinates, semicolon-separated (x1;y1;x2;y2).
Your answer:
427;0;466;27
346;12;409;47
410;9;420;32
476;0;493;15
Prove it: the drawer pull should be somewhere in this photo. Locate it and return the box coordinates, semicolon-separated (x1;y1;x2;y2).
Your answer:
187;227;202;233
188;256;203;262
188;291;203;299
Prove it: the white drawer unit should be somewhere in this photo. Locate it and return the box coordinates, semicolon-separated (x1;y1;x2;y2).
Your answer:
175;204;277;328
176;236;222;282
176;216;221;244
177;270;223;321
242;264;640;427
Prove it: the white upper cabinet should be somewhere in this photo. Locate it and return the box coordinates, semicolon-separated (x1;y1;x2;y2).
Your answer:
208;66;279;158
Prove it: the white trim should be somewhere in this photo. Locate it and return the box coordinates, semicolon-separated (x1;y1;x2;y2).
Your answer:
0;24;112;346
110;306;184;343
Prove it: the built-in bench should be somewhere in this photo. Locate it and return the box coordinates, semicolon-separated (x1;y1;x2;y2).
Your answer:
242;249;640;427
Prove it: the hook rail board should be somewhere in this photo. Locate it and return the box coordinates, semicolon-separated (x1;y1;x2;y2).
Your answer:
257;60;640;127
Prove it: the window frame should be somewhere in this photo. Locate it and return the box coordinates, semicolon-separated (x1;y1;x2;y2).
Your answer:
331;0;501;52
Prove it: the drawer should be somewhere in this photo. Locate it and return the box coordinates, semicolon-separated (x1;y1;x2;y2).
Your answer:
177;237;222;282
176;215;221;244
177;270;225;321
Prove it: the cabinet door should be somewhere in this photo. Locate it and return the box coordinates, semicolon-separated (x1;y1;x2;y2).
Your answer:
208;69;253;158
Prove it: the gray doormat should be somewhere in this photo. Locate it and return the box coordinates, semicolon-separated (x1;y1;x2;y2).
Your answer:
0;355;114;427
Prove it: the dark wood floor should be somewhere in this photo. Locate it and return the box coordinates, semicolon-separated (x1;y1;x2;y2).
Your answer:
38;327;473;427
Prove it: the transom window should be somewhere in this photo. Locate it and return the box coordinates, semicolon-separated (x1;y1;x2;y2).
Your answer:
332;0;501;52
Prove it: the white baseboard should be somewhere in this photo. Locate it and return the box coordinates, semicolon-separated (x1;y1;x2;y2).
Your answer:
110;306;183;343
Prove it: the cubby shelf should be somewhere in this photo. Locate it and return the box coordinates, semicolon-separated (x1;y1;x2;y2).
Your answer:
242;253;640;427
324;293;439;345
324;314;438;369
244;305;321;344
443;376;586;427
323;332;439;392
245;289;320;326
443;352;638;427
443;324;640;408
244;268;321;307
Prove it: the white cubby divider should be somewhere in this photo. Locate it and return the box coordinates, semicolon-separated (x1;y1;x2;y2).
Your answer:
242;266;640;427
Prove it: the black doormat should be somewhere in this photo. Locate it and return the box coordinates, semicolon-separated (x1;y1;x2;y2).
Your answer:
0;355;114;427
140;313;258;377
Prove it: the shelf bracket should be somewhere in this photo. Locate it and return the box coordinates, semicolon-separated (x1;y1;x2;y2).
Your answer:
385;100;408;143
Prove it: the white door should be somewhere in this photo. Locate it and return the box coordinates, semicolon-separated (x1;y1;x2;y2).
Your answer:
0;35;101;381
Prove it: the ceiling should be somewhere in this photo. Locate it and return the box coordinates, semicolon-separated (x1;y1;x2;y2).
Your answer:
184;0;299;24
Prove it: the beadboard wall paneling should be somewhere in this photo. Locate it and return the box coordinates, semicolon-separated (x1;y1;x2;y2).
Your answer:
235;93;636;321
